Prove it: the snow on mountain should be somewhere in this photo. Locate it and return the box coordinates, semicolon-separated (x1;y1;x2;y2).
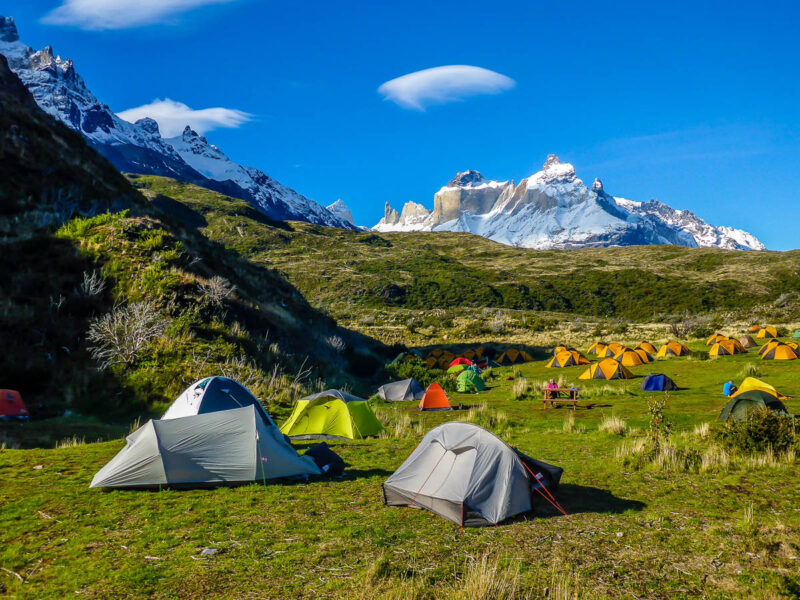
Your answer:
325;199;354;225
374;155;764;250
0;15;353;229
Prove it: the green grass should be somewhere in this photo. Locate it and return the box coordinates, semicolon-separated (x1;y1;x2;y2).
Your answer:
2;342;799;598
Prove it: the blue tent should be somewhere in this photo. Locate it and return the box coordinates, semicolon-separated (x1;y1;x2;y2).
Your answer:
640;373;678;392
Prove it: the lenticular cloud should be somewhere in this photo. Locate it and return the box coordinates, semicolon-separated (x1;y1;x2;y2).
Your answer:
42;0;233;30
378;65;515;110
117;98;251;137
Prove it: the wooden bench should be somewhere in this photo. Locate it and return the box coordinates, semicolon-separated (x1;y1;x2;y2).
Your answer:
542;388;579;411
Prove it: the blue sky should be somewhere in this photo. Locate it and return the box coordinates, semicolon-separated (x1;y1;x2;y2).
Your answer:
9;0;800;249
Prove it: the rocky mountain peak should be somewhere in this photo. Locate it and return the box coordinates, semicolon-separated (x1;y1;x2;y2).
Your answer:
448;169;487;188
592;178;604;192
533;154;576;182
383;202;400;225
326;199;354;225
0;16;18;43
543;154;560;168
135;117;160;136
181;125;208;145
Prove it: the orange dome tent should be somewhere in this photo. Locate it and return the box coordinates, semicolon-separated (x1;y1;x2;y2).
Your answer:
588;342;608;355
656;341;691;358
579;359;634;380
760;343;798;361
709;339;747;356
706;333;728;346
419;383;453;411
614;349;647;367
636;341;657;354
634;348;654;363
756;326;781;339
547;350;590;368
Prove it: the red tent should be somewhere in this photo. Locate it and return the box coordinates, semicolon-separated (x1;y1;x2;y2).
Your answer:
449;357;472;368
0;390;29;420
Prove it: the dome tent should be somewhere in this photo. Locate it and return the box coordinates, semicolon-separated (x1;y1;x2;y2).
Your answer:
640;374;678;392
90;405;320;489
377;378;425;402
162;377;275;425
419;383;453;411
709;339;747;356
656;342;691;358
756;326;781;339
579;359;634;380
382;422;563;526
719;377;791;422
588;342;608;355
739;335;757;349
456;370;486;393
760;343;798;361
447;364;468;376
636;341;657;354
497;348;534;364
546;350;590;368
280;390;384;440
706;333;729;346
614;349;646;367
449;357;472;368
0;390;29;421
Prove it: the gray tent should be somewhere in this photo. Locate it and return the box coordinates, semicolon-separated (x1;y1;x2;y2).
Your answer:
162;376;273;424
377;378;425;402
383;422;563;526
90;405;320;489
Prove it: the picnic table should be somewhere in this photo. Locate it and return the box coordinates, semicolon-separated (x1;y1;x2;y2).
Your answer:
542;388;580;411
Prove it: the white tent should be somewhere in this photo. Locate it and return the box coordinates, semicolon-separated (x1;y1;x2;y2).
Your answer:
383;422;562;526
377;378;425;402
162;377;275;425
90;405;319;489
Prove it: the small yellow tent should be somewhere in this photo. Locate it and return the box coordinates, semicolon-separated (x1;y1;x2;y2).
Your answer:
547;350;590;368
588;342;608;355
429;348;444;358
636;341;657;354
497;348;534;364
656;341;691;358
756;326;781;339
634;348;654;363
614;349;646;367
280;390;384;440
579;359;634;380
760;343;798;361
424;357;438;369
706;333;728;346
607;342;624;355
758;340;782;357
709;339;746;356
553;345;579;356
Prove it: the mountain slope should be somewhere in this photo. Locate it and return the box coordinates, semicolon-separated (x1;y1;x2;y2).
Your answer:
375;155;764;250
0;15;353;229
0;55;388;420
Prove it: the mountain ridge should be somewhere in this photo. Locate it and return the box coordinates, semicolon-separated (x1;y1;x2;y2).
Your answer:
0;15;354;230
374;155;764;250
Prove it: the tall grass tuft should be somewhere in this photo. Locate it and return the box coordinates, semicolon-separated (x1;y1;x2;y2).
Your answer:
693;422;710;439
447;554;520;600
561;413;585;434
511;378;530;400
56;436;85;449
598;415;627;436
738;362;762;378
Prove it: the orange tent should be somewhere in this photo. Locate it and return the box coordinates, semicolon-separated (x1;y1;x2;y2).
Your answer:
706;333;728;346
0;390;29;420
634;348;654;363
607;342;625;355
748;325;762;333
636;341;657;354
656;341;691;357
419;383;453;411
588;342;608;355
709;339;747;356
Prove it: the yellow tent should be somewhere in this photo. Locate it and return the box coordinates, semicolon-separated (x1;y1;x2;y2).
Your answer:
588;342;608;355
656;341;691;358
579;359;634;380
547;350;590;368
429;348;444;357
614;349;646;367
424;357;438;369
554;345;579;355
736;377;788;400
607;342;625;355
706;333;728;346
634;348;654;363
497;348;534;364
760;343;798;361
756;326;781;339
709;339;747;356
758;340;782;357
636;341;657;354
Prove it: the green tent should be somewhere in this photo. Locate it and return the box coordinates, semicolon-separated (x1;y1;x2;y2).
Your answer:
280;390;384;439
793;329;800;339
456;370;486;393
718;392;791;422
447;364;467;376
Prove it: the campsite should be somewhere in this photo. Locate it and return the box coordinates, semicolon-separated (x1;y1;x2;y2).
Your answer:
2;332;800;599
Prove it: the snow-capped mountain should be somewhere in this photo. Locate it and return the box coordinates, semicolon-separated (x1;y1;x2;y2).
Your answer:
0;16;353;229
326;199;354;225
374;155;764;250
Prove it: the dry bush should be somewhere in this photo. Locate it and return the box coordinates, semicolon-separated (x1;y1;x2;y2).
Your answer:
199;275;234;307
78;270;106;298
87;300;168;369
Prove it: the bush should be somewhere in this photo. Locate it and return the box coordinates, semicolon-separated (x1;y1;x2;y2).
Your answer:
86;300;168;370
715;409;798;454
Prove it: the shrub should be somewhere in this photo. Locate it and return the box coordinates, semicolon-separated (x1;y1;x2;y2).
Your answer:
598;415;627;436
86;300;168;370
199;275;234;308
738;362;762;378
715;409;798;454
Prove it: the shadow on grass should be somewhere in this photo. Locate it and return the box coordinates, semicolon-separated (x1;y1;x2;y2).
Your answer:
552;483;646;515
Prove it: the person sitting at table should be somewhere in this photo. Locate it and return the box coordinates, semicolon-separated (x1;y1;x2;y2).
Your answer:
546;378;559;399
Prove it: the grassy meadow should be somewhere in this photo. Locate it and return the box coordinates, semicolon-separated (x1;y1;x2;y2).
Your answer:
2;337;799;599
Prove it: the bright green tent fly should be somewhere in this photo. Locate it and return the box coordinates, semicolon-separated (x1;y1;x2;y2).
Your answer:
280;390;384;439
456;370;486;393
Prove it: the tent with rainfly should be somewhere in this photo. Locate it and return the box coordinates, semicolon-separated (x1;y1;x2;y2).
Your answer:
760;343;798;361
456;370;486;393
377;378;425;402
546;350;590;368
634;349;654;363
635;341;657;354
447;364;468;376
0;390;29;421
640;373;678;391
614;349;647;367
382;422;563;526
280;390;384;440
579;359;634;380
706;333;729;346
718;377;791;422
656;341;691;358
419;383;453;411
709;339;747;356
162;377;275;425
739;335;758;349
588;342;608;355
90;405;321;489
756;326;781;339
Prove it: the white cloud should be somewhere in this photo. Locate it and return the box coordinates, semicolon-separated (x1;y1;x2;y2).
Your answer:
378;65;515;111
117;98;252;138
41;0;234;30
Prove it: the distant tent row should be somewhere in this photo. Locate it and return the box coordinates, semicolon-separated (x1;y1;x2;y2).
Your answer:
497;347;535;365
709;339;747;356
